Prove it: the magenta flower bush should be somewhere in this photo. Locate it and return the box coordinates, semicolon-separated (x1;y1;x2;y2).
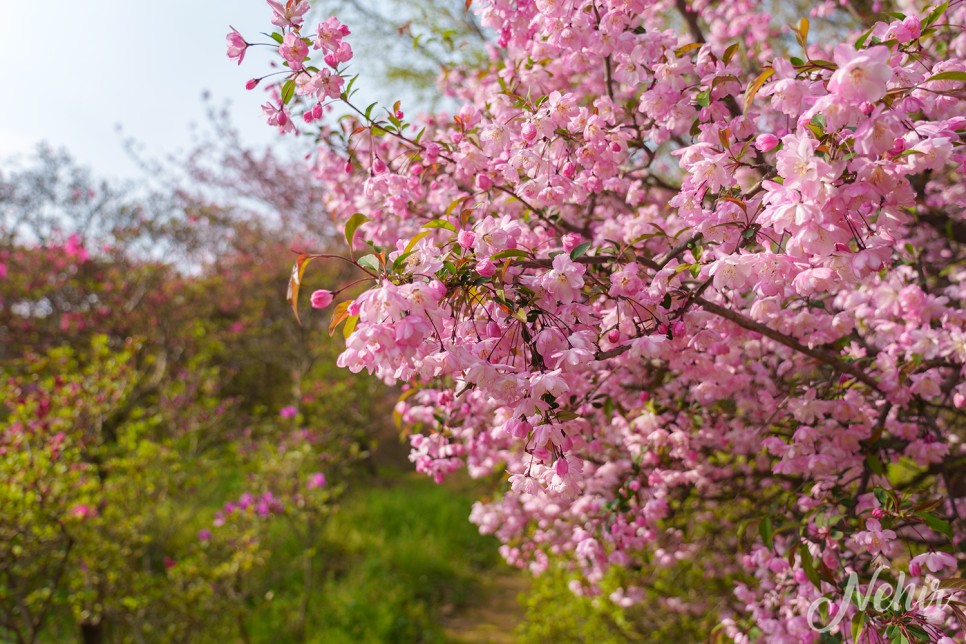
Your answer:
231;1;966;640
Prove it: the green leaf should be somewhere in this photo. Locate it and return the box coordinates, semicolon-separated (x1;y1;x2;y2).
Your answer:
281;79;296;105
491;249;531;260
403;231;432;255
850;611;866;643
569;242;591;260
422;219;458;233
923;1;949;28
364;102;378;121
357;254;380;273
926;71;966;83
722;42;739;65
938;578;966;592
800;545;822;589
343;314;359;339
268;32;284;44
674;42;702;57
392;251;415;272
344;213;370;254
854;27;874;50
916;512;953;539
759;516;774;546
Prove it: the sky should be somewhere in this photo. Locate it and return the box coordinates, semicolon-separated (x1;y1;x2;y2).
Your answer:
0;0;394;181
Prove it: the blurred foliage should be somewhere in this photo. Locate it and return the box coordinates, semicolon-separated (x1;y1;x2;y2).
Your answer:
305;0;487;105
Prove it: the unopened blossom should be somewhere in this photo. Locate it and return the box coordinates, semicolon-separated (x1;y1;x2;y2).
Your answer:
310;289;334;309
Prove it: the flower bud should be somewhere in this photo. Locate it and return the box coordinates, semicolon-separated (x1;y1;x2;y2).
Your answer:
754;133;780;152
562;233;582;252
310;289;334;309
457;229;476;249
521;122;537;143
476;259;496;277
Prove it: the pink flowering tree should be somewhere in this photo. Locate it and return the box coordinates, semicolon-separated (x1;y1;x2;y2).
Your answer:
231;0;966;640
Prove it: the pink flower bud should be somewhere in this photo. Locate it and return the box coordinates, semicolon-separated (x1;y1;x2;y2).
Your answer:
373;158;386;174
310;289;335;309
457;229;476;249
606;329;621;343
476;173;493;191
312;103;324;119
872;507;884;519
554;457;569;476
672;320;686;337
246;78;259;90
476;259;496;277
562;233;582;252
426;280;447;301
754;133;780;152
889;137;905;156
521;122;537;143
395;110;404;119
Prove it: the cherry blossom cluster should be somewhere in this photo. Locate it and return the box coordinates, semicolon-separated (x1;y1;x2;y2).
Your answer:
230;0;966;639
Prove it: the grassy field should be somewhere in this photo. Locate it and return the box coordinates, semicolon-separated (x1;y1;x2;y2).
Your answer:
241;470;522;643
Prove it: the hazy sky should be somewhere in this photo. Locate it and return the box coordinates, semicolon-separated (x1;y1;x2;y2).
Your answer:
0;1;386;180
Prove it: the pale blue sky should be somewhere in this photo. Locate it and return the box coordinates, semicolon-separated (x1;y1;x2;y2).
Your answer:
0;1;397;180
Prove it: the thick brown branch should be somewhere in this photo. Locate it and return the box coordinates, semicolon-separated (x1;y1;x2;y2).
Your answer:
675;0;705;44
694;297;880;390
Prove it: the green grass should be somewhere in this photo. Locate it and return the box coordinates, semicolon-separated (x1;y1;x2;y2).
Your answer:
245;471;502;643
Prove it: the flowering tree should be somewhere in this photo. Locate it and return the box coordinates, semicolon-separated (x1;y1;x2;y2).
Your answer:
230;0;966;640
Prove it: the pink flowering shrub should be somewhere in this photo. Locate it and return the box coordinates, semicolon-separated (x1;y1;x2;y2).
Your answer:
232;0;966;640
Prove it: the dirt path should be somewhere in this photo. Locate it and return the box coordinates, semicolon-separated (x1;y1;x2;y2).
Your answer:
442;572;530;643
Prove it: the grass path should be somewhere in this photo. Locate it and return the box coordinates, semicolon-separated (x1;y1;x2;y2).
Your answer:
442;570;529;643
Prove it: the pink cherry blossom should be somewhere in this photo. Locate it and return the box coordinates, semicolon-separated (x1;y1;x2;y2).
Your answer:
827;44;893;104
226;26;248;65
